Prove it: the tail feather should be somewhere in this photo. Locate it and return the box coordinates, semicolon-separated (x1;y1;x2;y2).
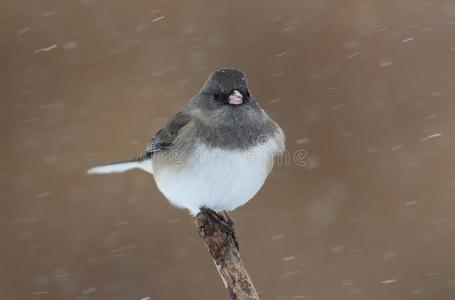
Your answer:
87;159;153;175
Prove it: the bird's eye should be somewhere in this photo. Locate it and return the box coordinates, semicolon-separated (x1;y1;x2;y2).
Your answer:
213;93;220;100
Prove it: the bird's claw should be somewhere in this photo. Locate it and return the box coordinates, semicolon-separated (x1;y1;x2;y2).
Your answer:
199;207;239;250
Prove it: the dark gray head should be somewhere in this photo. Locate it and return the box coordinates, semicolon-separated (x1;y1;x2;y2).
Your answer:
200;68;250;105
190;68;265;126
184;68;280;149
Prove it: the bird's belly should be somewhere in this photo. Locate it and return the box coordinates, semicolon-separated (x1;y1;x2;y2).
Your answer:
153;142;278;215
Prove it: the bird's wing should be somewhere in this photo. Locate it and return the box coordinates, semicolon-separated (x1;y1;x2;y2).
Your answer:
137;111;192;161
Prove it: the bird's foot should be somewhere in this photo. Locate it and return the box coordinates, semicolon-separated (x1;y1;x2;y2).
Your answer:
200;207;233;232
199;207;239;250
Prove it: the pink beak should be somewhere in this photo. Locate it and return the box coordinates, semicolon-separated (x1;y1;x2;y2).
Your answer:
228;90;243;105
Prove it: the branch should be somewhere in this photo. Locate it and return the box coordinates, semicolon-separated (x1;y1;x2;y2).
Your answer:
195;211;260;300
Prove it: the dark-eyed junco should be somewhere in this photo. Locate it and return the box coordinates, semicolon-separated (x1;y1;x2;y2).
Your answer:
88;68;285;216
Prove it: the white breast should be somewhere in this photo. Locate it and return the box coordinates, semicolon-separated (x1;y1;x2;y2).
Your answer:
152;137;283;215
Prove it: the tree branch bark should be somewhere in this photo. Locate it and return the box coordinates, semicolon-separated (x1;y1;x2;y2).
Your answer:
195;211;260;300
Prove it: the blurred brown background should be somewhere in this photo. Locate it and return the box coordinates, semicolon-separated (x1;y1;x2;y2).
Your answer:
2;0;455;299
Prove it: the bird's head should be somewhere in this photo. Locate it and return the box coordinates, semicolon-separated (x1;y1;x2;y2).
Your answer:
191;68;264;126
199;68;251;106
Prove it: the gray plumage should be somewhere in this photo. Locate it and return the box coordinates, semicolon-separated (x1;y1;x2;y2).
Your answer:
88;68;285;215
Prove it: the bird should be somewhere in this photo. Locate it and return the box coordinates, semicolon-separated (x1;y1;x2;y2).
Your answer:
88;68;285;218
